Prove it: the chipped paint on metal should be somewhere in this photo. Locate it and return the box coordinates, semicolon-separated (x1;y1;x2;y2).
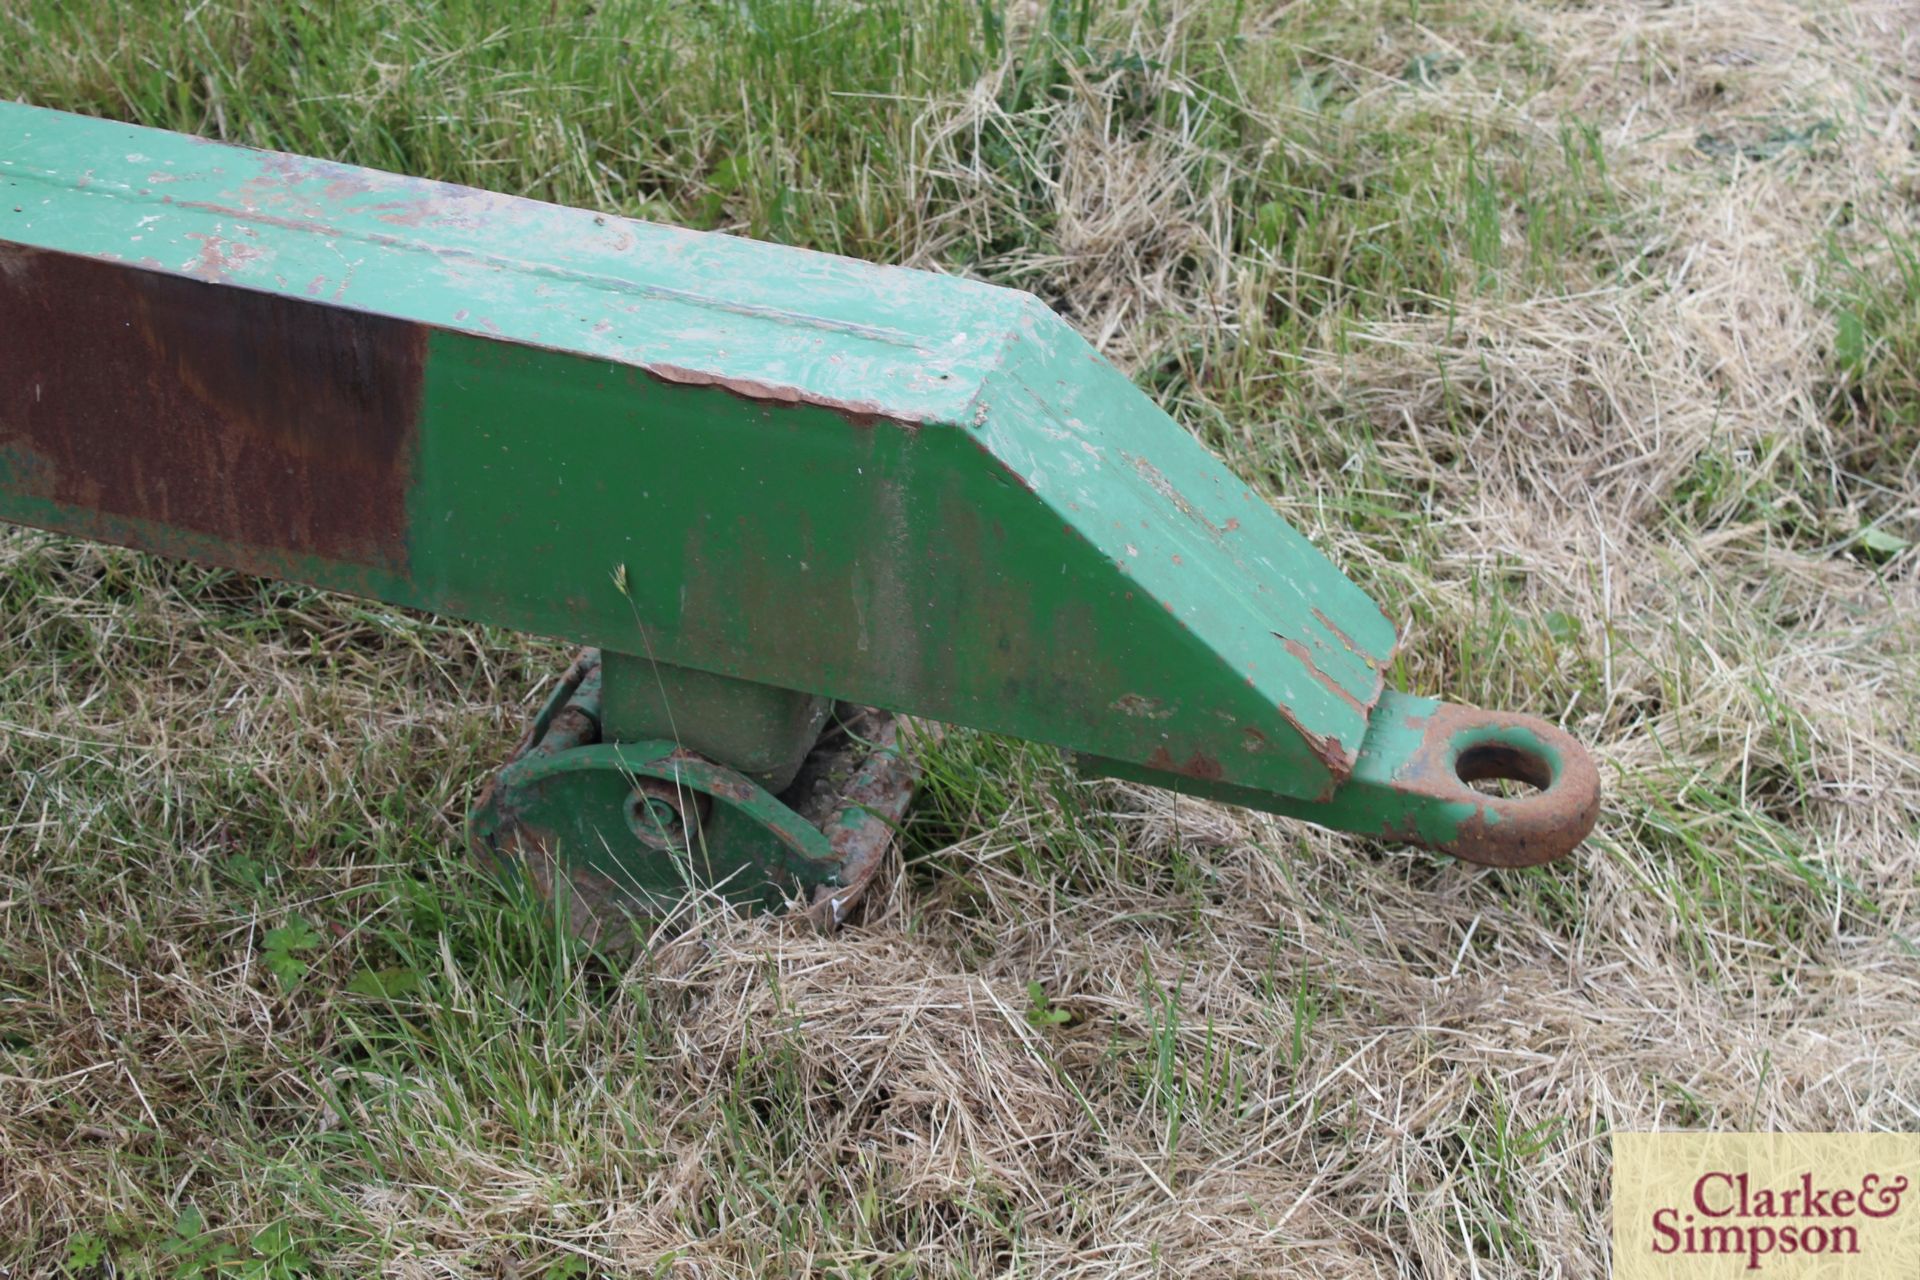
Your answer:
1111;693;1175;719
1279;634;1369;718
642;363;914;429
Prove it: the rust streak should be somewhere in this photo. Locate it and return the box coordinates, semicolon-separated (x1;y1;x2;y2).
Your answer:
1127;452;1225;536
1311;606;1362;655
1278;634;1367;718
184;233;232;281
1144;745;1227;782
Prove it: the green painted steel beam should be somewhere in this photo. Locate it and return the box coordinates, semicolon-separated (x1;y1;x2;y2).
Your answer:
0;103;1599;865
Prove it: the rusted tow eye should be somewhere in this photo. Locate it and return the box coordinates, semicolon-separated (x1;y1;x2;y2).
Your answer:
1407;705;1602;869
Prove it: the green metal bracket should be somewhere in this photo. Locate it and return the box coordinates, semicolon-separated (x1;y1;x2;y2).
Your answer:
474;740;841;913
598;652;831;793
0;102;1602;917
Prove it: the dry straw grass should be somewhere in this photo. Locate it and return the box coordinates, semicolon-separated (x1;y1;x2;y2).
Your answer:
3;0;1918;1276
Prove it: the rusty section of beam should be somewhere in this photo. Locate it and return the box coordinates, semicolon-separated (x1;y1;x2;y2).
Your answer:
0;242;423;575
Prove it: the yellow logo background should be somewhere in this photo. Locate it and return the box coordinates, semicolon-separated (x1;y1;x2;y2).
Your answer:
1613;1133;1919;1279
